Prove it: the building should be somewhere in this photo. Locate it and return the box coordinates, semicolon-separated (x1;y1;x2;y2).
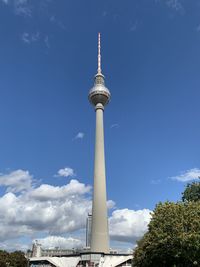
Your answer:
29;253;133;267
27;241;82;258
29;34;133;267
86;214;92;248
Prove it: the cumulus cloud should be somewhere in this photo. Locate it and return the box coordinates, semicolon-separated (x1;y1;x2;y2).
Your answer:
56;167;75;178
170;168;200;182
0;169;152;250
36;236;83;249
74;132;85;140
0;188;91;242
0;169;33;193
0;170;92;242
109;208;152;243
30;179;91;201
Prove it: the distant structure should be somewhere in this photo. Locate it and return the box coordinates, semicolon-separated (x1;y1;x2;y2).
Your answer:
86;213;92;248
88;32;111;254
28;34;133;267
31;241;42;258
27;241;88;258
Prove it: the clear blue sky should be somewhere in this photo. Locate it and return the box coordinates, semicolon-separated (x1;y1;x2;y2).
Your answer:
0;0;200;251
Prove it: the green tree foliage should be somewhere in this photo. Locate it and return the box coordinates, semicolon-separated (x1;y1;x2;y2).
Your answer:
10;251;28;267
0;250;28;267
133;201;200;267
0;260;7;267
182;179;200;202
0;250;9;266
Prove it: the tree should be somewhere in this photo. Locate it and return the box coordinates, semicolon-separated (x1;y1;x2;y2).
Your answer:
182;179;200;202
0;260;7;267
0;250;28;267
0;250;9;266
9;251;28;267
133;201;200;267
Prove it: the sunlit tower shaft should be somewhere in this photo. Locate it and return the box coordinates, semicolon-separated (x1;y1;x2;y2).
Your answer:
88;33;111;254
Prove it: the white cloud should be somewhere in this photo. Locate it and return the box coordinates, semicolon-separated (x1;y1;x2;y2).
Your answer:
0;169;33;193
155;0;184;14
22;32;31;43
21;32;51;49
2;0;32;17
36;236;83;249
30;179;91;201
110;124;119;129
107;200;116;209
0;179;92;241
14;0;32;17
22;32;40;44
1;0;55;17
166;0;183;12
74;132;85;140
109;208;152;243
50;15;66;30
56;167;75;178
170;168;200;182
0;169;152;249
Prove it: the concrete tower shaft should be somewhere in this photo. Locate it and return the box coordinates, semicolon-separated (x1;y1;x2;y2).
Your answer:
89;33;110;253
91;103;109;253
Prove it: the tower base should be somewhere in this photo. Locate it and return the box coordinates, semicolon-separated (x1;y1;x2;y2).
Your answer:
29;252;133;267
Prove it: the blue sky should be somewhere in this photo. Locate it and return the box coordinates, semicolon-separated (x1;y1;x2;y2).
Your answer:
0;0;200;252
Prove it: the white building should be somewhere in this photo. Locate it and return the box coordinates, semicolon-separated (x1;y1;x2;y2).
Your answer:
29;253;132;267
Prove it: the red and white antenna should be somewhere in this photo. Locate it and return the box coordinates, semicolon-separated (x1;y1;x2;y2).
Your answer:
97;32;102;74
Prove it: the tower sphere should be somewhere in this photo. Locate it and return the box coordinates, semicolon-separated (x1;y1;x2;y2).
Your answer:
89;33;111;107
89;74;111;107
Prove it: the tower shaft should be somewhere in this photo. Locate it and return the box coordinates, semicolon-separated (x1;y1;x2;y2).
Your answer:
91;103;109;253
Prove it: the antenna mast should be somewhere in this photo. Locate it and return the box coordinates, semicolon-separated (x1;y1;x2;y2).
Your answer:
97;33;102;74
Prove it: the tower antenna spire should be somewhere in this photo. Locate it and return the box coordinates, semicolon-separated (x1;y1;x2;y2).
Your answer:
97;32;102;74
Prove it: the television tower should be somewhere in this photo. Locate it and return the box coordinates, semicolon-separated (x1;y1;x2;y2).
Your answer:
88;33;111;254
